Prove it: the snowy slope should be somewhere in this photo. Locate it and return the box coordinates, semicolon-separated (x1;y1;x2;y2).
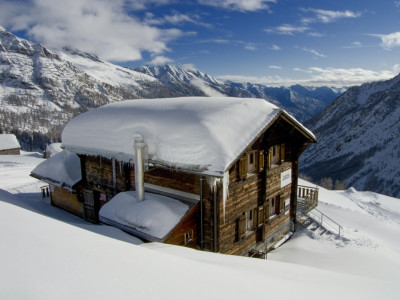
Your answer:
0;153;399;299
0;26;175;149
301;73;400;197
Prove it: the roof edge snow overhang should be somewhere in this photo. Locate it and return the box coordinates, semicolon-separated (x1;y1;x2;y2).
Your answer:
30;172;79;192
69;149;224;178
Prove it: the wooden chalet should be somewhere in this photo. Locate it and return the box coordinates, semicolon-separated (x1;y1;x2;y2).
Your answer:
31;150;83;218
33;97;316;257
0;134;21;155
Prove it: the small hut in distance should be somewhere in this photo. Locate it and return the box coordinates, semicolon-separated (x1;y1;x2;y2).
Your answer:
0;134;21;155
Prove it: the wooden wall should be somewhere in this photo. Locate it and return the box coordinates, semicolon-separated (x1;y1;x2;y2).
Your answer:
215;114;310;256
164;204;199;248
51;186;82;217
0;148;20;155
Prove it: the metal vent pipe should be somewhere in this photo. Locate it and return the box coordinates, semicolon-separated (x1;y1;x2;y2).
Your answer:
134;135;146;201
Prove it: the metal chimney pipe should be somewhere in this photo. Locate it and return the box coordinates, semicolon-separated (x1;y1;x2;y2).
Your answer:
134;135;146;201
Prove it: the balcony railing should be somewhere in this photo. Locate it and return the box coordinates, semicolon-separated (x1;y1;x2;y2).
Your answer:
297;185;318;213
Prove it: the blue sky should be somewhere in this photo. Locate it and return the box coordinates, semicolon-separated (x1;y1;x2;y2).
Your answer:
1;0;400;87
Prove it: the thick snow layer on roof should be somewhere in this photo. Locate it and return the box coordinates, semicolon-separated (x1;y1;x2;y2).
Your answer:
99;191;189;240
45;143;62;157
0;134;20;150
62;97;285;176
31;150;81;189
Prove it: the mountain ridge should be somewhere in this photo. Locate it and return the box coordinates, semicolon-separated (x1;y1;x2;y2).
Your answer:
300;73;400;197
0;26;341;150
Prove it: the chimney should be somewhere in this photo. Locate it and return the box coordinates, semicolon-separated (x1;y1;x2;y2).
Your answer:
134;135;146;201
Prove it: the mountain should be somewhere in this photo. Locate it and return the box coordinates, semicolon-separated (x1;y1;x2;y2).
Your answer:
0;26;181;148
0;26;340;150
227;82;345;122
300;73;400;197
135;66;344;122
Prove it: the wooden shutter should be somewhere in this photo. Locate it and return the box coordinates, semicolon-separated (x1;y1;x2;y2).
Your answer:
238;213;246;239
253;208;258;229
254;152;259;171
83;189;94;206
280;144;285;163
239;155;247;179
279;195;284;214
264;199;270;222
257;206;264;228
258;150;264;171
268;148;272;169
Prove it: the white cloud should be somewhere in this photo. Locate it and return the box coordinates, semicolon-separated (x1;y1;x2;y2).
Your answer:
125;0;175;10
299;47;326;58
372;32;400;50
145;11;213;28
301;8;361;24
393;64;400;74
148;55;174;65
268;65;281;69
265;24;309;35
217;67;396;87
180;64;198;72
268;44;281;50
244;44;257;51
190;78;225;97
308;32;324;37
0;0;183;62
198;0;276;12
343;41;362;49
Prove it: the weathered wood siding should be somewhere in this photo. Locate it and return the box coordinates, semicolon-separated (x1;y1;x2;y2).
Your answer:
164;204;199;248
144;167;215;251
0;148;20;155
81;155;132;197
216;114;310;256
51;186;82;217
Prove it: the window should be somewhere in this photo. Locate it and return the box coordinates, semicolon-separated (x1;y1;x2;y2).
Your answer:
247;151;256;172
246;210;253;231
268;195;282;218
237;208;258;241
284;198;290;215
268;144;286;168
184;230;193;244
269;197;276;218
272;145;279;164
239;151;265;179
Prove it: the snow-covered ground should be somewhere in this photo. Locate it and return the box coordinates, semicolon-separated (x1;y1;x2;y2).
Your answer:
0;153;399;299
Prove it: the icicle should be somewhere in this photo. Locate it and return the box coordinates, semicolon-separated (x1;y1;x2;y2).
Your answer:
119;160;123;178
112;158;116;194
206;176;220;193
222;171;229;224
206;175;229;224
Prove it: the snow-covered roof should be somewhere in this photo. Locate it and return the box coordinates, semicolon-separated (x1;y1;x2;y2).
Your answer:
99;191;189;241
31;150;81;189
0;134;20;151
62;97;315;176
45;143;63;157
